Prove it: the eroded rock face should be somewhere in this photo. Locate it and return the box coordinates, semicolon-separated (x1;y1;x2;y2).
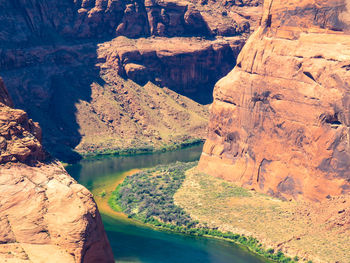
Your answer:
0;80;114;262
198;0;350;201
0;78;44;164
0;0;248;41
0;163;114;263
98;36;245;102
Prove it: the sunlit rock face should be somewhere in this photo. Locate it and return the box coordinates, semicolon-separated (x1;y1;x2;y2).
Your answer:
0;79;114;262
198;0;350;201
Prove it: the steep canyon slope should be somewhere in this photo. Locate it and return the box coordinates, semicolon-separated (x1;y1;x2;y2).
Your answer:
0;0;261;162
198;0;350;201
0;78;114;262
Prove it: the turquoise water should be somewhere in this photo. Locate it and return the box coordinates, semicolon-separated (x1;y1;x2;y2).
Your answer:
66;146;267;263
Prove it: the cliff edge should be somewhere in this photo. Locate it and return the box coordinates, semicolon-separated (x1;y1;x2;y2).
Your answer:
198;0;350;201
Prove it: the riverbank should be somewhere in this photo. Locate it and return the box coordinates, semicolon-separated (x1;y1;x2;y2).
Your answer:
175;168;350;263
108;162;301;263
66;138;204;164
67;145;277;262
93;169;140;222
92;164;269;262
66;144;205;227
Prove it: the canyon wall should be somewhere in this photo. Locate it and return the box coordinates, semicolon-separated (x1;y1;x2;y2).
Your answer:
198;0;350;201
0;0;261;161
0;78;114;262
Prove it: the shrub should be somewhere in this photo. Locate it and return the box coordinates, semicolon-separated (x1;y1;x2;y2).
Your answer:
99;190;106;198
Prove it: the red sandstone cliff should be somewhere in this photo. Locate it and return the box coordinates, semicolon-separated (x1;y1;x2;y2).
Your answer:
0;79;114;262
198;0;350;201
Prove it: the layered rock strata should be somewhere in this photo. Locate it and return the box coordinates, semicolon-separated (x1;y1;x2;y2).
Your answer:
0;79;114;262
198;0;350;201
0;0;251;41
98;36;245;102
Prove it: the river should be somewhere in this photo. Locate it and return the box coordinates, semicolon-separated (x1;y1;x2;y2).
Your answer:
66;145;267;263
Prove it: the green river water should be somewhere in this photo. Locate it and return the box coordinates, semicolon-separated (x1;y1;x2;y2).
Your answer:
66;145;267;263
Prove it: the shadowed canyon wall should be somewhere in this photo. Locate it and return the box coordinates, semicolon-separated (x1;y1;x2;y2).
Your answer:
0;78;114;262
0;0;262;161
198;0;350;201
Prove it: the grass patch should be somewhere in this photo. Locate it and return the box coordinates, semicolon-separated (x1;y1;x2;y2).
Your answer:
108;185;123;212
215;182;252;198
109;162;299;263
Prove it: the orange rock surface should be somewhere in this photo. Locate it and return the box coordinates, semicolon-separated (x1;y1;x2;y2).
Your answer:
198;0;350;201
0;79;114;262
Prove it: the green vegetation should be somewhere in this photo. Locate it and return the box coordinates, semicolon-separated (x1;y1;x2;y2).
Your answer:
109;162;300;263
99;190;106;198
215;181;252;198
109;162;197;227
80;138;203;159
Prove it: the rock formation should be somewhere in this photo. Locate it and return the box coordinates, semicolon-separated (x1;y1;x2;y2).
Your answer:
198;0;350;201
0;0;262;162
98;36;245;102
0;79;114;262
0;79;45;165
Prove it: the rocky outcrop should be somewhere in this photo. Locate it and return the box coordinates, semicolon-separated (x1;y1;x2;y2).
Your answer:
98;36;245;102
0;0;249;43
0;163;114;263
0;79;114;262
185;0;262;33
198;0;350;201
0;79;44;164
